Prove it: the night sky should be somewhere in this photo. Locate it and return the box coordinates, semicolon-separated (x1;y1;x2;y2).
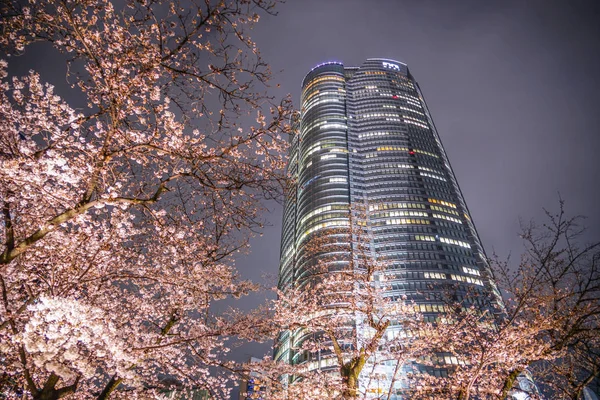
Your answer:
229;0;600;379
4;0;600;396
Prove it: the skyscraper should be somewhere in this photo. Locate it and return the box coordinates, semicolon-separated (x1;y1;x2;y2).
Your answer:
275;59;501;396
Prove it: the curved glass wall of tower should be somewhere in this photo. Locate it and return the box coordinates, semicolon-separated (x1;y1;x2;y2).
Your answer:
274;59;502;397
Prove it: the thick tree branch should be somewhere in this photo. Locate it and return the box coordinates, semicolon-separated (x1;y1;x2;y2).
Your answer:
0;179;173;265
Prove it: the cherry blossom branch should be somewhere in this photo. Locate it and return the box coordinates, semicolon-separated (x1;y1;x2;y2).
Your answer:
0;177;176;265
2;192;14;254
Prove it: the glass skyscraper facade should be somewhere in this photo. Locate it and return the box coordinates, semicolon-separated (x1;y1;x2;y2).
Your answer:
275;58;501;396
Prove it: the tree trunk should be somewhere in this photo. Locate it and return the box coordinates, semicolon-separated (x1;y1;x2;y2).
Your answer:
500;368;523;400
342;355;367;398
33;373;60;400
96;374;123;400
33;373;79;400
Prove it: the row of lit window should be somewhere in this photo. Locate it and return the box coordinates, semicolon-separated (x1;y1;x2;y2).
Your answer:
424;271;445;280
320;154;337;160
363;71;386;75
428;198;457;208
320;123;347;131
377;91;410;99
374;210;429;219
404;114;429;124
369;202;427;211
462;266;481;276
422;271;483;288
408;101;422;109
356;112;401;120
397;82;415;90
329;177;347;183
300;204;342;226
301;118;329;135
304;144;322;157
302;139;343;157
302;89;342;106
432;213;462;224
353;88;382;95
299;212;350;233
302;97;341;113
299;219;349;242
303;75;345;92
377;145;409;151
442;356;464;366
415;235;470;249
384;218;430;226
415;234;436;242
374;226;435;236
397;106;425;116
419;165;444;175
451;274;483;286
414;303;449;313
405;98;422;107
357;131;395;139
421;172;447;182
389;79;415;89
440;237;471;249
404;119;429;129
303;89;320;102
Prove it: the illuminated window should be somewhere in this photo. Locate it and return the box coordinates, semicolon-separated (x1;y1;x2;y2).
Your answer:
320;123;347;130
303;75;345;92
430;205;459;216
377;146;409;152
370;202;427;211
428;198;457;209
329;177;347;183
451;274;483;286
385;218;430;225
415;235;435;242
299;220;350;242
413;148;438;158
440;237;471;249
433;214;462;224
462;267;481;276
424;272;445;280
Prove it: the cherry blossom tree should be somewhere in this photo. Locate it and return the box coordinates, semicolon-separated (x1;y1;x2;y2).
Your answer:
0;0;292;398
266;204;599;400
270;216;426;399
408;204;600;400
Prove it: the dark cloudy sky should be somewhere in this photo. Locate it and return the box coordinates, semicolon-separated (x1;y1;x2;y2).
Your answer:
229;0;600;379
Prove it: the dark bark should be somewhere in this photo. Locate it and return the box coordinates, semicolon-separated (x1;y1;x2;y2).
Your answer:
500;368;524;400
32;373;80;400
96;374;123;400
